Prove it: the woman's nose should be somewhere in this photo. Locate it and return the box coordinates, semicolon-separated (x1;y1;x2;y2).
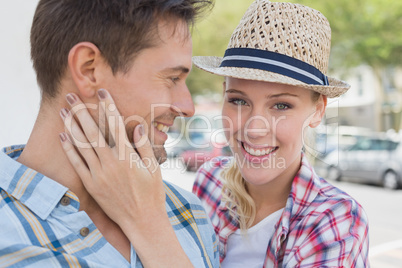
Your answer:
244;115;270;139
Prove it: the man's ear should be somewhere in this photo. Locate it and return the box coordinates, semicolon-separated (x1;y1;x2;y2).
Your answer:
68;42;105;98
309;95;327;128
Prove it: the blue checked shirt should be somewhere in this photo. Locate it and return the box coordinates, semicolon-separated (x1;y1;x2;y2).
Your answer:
0;145;219;268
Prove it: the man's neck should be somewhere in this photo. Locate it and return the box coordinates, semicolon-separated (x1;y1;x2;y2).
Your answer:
17;102;96;212
17;108;132;260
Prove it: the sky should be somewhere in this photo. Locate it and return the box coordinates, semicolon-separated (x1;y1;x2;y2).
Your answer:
0;1;40;147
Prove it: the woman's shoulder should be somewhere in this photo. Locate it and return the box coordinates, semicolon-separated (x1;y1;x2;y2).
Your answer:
294;156;367;219
283;177;369;267
289;158;368;229
192;156;232;207
199;156;233;172
292;175;369;233
317;177;366;211
193;157;232;190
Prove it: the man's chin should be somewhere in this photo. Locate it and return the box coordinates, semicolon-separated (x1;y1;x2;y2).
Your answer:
132;145;166;165
153;147;167;165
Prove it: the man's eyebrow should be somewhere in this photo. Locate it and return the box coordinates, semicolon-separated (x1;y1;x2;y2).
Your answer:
160;66;190;74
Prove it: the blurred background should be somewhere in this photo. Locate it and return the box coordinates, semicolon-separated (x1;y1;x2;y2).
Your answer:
1;0;402;267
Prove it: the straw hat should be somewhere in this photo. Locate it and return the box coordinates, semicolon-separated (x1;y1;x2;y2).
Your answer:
193;0;350;98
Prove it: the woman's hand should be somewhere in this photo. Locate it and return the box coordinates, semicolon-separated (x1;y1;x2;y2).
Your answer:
59;89;165;228
59;88;192;267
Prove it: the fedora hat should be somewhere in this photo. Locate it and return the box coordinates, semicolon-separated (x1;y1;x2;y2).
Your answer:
193;0;350;98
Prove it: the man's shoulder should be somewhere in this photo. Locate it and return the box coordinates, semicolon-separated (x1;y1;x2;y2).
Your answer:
163;180;202;206
162;181;216;241
0;145;25;175
162;182;219;268
163;180;216;226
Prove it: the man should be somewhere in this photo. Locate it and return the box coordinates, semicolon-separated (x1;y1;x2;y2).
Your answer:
0;0;218;267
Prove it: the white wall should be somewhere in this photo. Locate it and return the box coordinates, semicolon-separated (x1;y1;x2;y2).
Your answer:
0;1;40;147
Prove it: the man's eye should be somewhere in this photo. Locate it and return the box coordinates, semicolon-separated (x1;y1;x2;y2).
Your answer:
273;103;291;110
171;77;180;84
228;98;248;106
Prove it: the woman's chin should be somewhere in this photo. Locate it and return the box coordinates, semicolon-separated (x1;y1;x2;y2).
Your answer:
239;167;277;186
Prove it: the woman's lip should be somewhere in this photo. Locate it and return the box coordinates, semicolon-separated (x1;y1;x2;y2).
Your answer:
238;141;278;163
238;140;276;150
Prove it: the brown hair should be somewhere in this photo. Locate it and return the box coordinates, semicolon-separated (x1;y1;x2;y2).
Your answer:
30;0;213;99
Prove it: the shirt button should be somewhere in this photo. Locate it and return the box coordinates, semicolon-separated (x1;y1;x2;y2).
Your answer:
80;227;90;237
60;196;71;206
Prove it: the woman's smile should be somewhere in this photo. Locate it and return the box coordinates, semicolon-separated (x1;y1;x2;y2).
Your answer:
238;140;278;163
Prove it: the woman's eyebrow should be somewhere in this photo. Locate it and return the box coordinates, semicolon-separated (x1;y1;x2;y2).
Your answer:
267;93;299;98
225;89;247;96
225;89;299;98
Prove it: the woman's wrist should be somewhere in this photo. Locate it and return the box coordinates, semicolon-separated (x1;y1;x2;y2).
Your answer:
123;215;193;267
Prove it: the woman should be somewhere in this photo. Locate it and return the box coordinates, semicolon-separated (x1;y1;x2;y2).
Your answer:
60;0;369;267
191;1;369;267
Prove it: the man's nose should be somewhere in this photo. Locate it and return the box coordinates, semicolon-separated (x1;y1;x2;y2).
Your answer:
171;84;195;117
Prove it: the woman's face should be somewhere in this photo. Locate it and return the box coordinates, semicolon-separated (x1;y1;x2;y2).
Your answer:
222;77;326;187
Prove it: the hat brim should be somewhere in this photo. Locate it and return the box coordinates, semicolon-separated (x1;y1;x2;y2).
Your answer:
193;56;350;98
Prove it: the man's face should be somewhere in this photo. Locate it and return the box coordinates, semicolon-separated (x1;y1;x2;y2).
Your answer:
100;20;194;163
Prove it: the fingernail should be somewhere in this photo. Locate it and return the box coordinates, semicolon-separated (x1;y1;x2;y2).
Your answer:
59;133;67;142
98;89;107;99
60;108;70;119
66;94;77;105
138;124;144;136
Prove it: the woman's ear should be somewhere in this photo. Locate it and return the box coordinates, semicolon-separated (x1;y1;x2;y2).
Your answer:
68;42;105;98
309;95;327;128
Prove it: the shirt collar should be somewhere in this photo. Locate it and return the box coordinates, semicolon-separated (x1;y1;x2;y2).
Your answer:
217;154;322;235
277;153;322;235
0;145;69;220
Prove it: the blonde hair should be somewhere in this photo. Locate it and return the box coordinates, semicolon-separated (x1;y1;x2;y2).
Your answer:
303;91;323;165
221;160;256;230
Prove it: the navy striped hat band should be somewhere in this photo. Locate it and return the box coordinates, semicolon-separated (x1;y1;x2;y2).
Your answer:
220;47;329;86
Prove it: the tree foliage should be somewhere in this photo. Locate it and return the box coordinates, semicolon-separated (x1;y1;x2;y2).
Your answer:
188;0;402;97
188;0;254;98
282;0;402;70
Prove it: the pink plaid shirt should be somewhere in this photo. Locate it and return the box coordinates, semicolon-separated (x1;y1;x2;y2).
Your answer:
193;155;370;267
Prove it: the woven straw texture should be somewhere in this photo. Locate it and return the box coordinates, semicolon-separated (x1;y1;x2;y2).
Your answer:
193;0;350;98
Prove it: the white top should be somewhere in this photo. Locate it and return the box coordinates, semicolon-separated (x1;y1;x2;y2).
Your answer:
221;208;284;268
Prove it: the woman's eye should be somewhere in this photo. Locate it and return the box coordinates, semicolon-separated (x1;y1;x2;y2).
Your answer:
228;98;248;106
273;103;290;110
